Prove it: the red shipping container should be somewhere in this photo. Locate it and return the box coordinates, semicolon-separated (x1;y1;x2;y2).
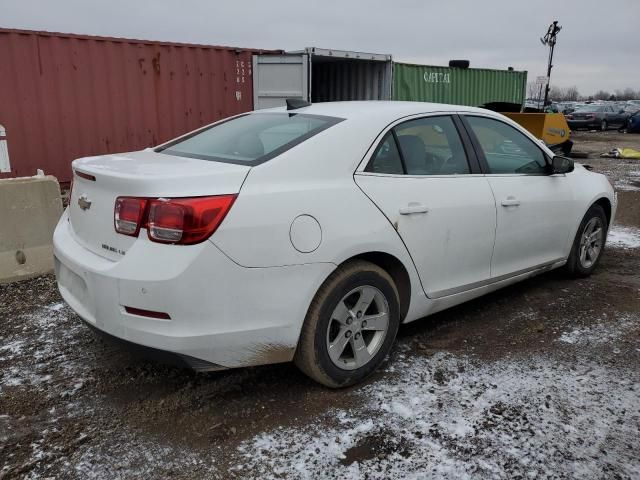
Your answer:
0;28;278;183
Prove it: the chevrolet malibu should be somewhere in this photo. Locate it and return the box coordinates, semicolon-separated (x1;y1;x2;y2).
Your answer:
54;101;616;387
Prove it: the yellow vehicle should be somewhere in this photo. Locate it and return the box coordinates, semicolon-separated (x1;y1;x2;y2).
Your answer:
481;102;573;156
503;112;572;155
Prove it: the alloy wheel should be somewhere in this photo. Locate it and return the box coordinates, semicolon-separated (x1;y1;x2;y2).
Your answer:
325;286;389;370
579;217;604;269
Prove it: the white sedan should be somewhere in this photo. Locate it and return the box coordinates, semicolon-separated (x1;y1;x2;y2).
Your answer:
54;101;616;387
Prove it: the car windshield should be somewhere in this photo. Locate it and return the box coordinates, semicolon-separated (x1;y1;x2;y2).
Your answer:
158;113;343;165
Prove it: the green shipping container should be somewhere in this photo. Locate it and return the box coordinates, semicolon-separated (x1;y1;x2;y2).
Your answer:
392;62;527;108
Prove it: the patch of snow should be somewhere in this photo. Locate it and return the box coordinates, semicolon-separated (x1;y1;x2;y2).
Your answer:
607;226;640;249
0;303;89;390
59;436;218;480
47;302;65;311
615;170;640;191
236;350;640;479
558;315;637;345
3;300;221;480
0;339;25;356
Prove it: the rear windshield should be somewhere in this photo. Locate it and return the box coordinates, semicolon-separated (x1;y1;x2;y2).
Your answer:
157;113;343;165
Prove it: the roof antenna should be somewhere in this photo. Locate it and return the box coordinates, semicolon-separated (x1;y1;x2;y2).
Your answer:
286;98;311;110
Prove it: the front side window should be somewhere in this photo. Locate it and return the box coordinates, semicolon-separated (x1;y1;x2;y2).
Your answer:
465;116;548;174
365;115;470;175
158;113;343;165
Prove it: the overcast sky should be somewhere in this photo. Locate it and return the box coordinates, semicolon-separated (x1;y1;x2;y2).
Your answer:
2;0;638;95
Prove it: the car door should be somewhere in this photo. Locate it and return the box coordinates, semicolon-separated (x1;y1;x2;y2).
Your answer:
604;105;615;125
355;114;497;298
462;114;575;278
605;105;623;126
613;106;626;126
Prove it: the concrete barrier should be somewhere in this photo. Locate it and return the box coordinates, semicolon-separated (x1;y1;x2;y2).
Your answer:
0;175;63;284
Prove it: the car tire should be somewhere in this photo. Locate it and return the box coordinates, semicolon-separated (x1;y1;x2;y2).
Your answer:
564;204;608;277
600;120;608;131
294;260;400;388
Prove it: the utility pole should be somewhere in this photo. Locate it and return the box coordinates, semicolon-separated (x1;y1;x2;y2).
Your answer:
540;20;562;108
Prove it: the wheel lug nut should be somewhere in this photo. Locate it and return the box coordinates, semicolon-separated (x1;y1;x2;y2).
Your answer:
355;333;361;340
346;317;353;325
345;330;352;338
362;320;367;328
356;311;363;319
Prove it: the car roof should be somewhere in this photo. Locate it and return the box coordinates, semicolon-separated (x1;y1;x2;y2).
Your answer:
256;101;492;123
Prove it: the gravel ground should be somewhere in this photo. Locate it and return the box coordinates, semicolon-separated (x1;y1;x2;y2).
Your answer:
1;131;639;479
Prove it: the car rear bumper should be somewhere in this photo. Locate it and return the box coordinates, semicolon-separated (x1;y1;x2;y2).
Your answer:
53;209;335;369
567;119;598;129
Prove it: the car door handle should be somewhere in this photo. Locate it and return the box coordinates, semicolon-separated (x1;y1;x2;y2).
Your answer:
501;197;521;207
399;203;430;215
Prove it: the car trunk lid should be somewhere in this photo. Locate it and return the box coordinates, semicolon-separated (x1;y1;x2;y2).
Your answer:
69;150;250;260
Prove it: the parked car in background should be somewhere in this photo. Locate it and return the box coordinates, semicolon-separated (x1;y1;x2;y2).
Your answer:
551;102;577;115
566;104;627;131
54;101;616;387
627;110;640;133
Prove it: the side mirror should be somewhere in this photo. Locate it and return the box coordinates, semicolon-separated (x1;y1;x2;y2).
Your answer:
552;155;574;174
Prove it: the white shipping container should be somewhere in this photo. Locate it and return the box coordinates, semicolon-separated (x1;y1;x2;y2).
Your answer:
253;47;392;110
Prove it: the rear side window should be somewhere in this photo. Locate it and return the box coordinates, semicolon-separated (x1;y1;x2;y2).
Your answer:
158;113;343;165
395;116;470;175
365;115;470;175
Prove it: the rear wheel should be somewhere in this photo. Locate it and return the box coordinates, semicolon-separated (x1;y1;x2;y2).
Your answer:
564;204;607;277
600;120;608;131
294;260;400;388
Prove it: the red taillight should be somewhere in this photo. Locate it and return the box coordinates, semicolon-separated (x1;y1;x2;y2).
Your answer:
147;195;237;245
114;197;148;236
113;195;236;245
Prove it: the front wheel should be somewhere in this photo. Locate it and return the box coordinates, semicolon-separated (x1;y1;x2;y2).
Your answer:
294;260;400;388
564;204;608;277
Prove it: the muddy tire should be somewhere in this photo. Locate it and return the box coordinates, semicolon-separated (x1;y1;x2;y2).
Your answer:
294;260;400;388
564;204;608;277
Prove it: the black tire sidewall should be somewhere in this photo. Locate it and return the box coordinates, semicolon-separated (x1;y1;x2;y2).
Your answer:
312;269;400;387
568;205;608;276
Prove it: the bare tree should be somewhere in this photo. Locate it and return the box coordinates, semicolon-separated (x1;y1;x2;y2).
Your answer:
537;85;637;103
593;90;610;101
564;86;579;101
618;88;637;100
548;86;563;101
527;82;540;100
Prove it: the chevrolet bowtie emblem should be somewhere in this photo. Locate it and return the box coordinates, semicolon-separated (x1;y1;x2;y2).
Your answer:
78;195;92;211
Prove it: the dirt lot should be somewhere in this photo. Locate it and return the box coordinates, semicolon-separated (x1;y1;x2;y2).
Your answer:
1;131;640;479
